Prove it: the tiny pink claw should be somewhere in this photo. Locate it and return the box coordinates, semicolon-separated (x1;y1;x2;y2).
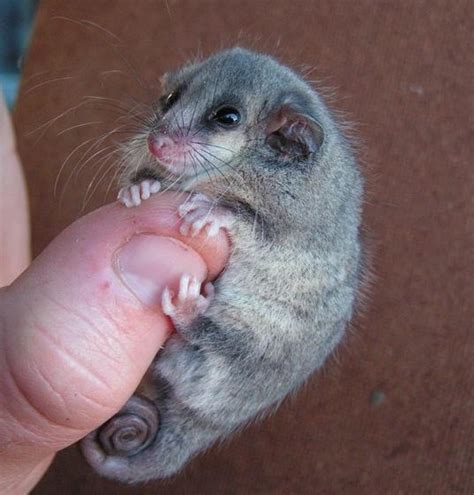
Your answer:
131;185;141;206
118;188;133;208
188;277;201;298
161;287;174;316
207;221;220;238
150;180;161;194
178;202;194;217
140;180;151;200
191;219;206;237
178;274;191;301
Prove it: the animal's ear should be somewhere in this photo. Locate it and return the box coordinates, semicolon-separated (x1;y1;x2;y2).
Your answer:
160;58;200;90
265;100;324;159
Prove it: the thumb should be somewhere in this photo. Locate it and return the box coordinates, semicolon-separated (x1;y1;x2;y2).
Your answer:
0;192;230;458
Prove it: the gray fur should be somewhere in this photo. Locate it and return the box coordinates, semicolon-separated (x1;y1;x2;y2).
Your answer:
83;47;364;482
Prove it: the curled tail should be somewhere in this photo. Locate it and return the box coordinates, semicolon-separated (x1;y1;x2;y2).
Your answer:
81;394;221;483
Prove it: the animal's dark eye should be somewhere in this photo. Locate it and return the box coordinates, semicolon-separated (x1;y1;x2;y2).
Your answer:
211;106;241;127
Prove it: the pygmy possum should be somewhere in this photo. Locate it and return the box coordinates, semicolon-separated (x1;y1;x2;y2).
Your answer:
80;47;364;483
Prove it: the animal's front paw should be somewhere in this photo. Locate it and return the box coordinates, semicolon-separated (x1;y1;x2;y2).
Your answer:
161;273;214;328
178;193;235;238
117;179;161;207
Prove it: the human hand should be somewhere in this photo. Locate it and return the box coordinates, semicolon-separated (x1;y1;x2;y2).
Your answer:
0;92;230;493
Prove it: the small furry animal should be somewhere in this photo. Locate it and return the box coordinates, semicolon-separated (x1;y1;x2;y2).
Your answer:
81;47;364;483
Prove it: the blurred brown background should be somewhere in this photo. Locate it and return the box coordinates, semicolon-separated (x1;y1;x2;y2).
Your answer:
13;0;473;493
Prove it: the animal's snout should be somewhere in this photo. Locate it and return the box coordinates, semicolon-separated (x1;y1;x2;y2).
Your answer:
148;133;175;159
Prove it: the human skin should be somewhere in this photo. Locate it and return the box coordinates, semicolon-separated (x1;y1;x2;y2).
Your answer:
0;92;230;493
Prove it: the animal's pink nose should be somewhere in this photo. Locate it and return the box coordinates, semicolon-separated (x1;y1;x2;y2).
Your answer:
147;133;174;158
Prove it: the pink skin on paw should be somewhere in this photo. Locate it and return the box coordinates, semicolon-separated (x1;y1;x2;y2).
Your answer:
178;194;235;238
162;273;214;328
118;180;161;208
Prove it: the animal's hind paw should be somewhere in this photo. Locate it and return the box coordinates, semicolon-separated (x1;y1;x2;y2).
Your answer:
162;273;214;328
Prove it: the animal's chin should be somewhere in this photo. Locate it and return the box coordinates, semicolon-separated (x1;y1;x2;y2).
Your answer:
154;156;194;177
